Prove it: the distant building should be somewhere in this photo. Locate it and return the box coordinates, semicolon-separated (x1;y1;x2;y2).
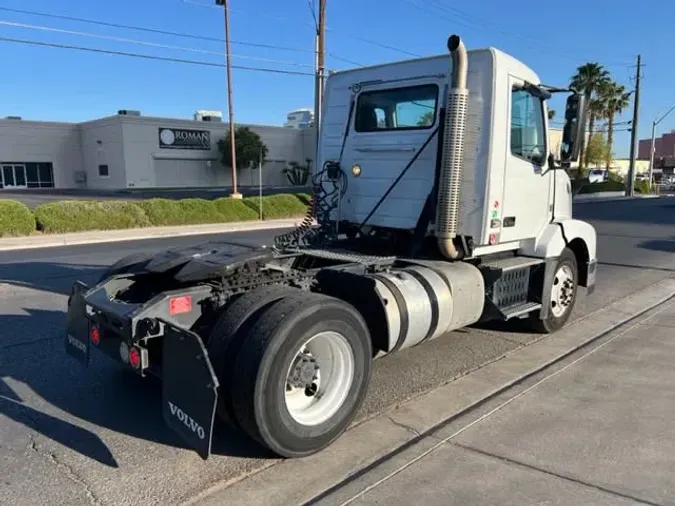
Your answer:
193;110;223;122
638;130;675;160
284;108;314;129
0;109;315;190
547;127;591;167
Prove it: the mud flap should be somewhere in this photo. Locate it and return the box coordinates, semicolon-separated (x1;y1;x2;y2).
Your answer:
159;320;219;460
65;281;91;365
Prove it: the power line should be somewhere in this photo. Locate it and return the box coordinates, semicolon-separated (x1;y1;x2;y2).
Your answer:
0;5;361;66
0;19;318;69
0;6;306;52
398;0;634;68
0;35;317;76
178;0;421;58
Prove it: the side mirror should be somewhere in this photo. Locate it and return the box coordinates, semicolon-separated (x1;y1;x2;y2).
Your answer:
560;93;587;163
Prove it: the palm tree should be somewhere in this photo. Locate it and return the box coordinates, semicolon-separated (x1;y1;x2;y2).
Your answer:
570;62;611;168
597;80;631;169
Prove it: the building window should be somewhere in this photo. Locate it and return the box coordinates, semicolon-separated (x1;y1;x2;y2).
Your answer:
98;164;110;177
510;87;547;166
354;84;438;133
1;162;54;189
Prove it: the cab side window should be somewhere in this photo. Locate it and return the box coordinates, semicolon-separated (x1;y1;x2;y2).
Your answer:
354;84;438;132
510;87;546;166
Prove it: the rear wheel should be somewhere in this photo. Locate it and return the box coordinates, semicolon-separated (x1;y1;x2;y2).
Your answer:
231;292;372;458
207;284;302;427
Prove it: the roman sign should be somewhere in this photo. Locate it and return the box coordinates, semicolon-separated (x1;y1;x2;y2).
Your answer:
158;128;211;150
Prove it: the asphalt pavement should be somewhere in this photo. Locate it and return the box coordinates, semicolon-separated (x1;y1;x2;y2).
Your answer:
1;198;675;506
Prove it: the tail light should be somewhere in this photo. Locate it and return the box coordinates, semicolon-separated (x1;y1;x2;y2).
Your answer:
127;345;148;371
169;295;192;315
90;325;101;346
129;347;141;369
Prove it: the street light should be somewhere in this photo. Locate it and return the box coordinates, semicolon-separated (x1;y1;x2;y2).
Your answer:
215;0;241;199
649;103;675;187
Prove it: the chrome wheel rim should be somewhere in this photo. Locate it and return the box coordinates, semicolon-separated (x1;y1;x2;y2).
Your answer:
550;264;575;318
284;331;354;426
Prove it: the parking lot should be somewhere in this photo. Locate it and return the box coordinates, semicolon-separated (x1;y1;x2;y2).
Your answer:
1;197;675;505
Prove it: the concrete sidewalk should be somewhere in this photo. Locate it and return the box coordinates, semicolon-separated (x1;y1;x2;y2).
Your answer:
318;298;675;506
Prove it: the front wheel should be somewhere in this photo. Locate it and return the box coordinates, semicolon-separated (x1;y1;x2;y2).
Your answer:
231;292;373;458
529;247;578;333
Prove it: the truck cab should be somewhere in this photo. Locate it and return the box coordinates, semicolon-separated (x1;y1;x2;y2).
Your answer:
317;45;586;259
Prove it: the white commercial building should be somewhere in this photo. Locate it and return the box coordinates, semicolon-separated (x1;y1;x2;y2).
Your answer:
283;108;314;129
0;111;316;191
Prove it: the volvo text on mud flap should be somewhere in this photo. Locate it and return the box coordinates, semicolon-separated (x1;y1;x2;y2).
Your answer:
160;320;219;461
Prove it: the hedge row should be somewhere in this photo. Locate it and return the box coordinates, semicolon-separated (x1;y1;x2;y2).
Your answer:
0;193;310;237
576;181;625;194
575;179;652;195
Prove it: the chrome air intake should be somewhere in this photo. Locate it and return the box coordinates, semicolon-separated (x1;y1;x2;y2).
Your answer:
435;34;469;259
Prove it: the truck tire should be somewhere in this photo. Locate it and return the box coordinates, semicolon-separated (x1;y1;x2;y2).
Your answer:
529;247;578;333
207;284;302;428
231;292;373;458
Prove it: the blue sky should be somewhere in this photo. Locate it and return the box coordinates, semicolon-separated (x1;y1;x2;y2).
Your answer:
0;0;673;157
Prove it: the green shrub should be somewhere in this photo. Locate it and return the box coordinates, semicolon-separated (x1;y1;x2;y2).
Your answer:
577;181;625;194
570;177;589;194
175;198;230;225
139;197;259;226
608;171;624;184
244;193;309;220
212;197;259;221
34;200;150;233
0;200;36;237
136;198;185;226
294;192;312;206
634;179;651;194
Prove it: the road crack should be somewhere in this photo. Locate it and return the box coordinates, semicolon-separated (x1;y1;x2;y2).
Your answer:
27;434;103;506
386;415;421;437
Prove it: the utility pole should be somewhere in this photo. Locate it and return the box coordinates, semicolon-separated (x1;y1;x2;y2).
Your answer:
649;120;656;187
648;103;675;186
313;0;326;156
627;54;642;197
216;0;241;199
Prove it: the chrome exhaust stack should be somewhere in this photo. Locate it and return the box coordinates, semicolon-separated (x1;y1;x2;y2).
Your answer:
435;34;469;260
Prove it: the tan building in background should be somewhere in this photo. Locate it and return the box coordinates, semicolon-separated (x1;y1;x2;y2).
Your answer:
548;127;649;179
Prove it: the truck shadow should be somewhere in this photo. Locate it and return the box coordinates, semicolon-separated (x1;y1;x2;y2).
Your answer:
0;297;276;466
0;261;105;296
637;238;675;254
0;378;119;468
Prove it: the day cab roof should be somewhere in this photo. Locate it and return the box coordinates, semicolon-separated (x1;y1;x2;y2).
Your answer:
325;45;541;91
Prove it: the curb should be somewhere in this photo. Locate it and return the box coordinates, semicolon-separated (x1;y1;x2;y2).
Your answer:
188;278;675;506
0;219;303;252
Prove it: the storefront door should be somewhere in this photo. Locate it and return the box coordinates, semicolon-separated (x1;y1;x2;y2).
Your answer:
1;164;27;189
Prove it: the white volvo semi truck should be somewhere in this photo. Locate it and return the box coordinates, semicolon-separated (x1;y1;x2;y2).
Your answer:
64;34;596;461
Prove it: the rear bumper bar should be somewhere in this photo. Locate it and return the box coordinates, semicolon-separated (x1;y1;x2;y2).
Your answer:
64;281;220;460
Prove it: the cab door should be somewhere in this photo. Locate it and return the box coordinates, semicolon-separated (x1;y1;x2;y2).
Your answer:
499;77;553;243
338;80;443;231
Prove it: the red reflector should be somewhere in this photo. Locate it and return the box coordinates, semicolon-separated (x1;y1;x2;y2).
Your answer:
169;295;192;315
90;325;101;345
128;347;141;369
